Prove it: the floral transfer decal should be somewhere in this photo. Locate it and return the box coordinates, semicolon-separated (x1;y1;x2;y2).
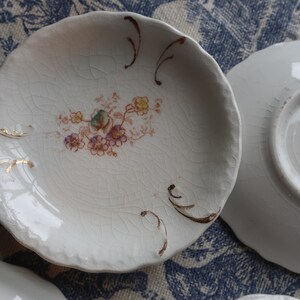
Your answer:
56;93;162;157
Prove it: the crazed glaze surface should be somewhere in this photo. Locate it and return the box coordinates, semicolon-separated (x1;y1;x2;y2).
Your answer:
0;261;66;300
0;11;241;272
222;41;300;273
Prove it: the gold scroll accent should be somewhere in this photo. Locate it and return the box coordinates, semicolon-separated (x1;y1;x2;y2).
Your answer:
0;159;34;173
0;125;33;139
168;184;219;223
141;210;168;256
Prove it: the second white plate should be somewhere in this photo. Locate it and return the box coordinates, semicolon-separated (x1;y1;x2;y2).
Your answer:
222;41;300;273
0;261;65;300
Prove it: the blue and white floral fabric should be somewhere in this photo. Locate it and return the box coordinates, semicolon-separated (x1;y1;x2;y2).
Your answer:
0;1;300;299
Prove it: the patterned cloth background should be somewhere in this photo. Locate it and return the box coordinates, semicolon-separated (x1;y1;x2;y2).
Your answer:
0;1;300;299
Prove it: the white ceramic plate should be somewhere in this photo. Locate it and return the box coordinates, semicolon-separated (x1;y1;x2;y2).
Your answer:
0;11;241;272
236;295;297;300
222;41;300;273
0;261;65;300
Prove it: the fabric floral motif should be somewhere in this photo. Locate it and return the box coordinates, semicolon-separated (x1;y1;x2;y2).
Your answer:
57;93;162;157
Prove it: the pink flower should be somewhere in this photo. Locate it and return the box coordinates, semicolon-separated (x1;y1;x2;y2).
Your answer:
112;92;120;100
64;133;85;152
57;113;69;125
106;125;127;147
79;126;92;138
87;135;109;156
154;98;162;113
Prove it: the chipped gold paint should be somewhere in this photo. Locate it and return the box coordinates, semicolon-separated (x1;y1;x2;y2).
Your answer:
0;125;33;139
0;159;34;173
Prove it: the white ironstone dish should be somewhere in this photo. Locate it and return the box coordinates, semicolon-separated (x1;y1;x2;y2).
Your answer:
0;261;65;300
222;41;300;273
0;11;241;272
236;295;297;300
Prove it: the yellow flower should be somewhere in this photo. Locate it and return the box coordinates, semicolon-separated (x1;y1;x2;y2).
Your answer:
133;96;149;116
70;111;84;123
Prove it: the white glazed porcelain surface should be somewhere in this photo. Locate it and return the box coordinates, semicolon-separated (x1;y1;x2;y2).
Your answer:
222;41;300;273
237;295;297;300
0;261;65;300
0;11;241;272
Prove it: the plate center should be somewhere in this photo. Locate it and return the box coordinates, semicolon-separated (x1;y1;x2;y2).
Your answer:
271;89;300;197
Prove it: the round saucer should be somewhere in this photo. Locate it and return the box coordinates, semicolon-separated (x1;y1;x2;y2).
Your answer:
221;41;300;273
0;12;240;272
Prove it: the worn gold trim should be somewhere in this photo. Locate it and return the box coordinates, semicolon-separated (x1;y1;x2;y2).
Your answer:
141;210;168;256
168;196;195;210
168;184;182;199
0;125;33;139
0;159;34;173
168;184;219;224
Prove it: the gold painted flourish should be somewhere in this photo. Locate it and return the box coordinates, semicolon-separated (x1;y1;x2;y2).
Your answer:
168;184;219;223
154;37;186;85
141;210;168;256
0;159;34;173
124;16;141;69
0;125;33;139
